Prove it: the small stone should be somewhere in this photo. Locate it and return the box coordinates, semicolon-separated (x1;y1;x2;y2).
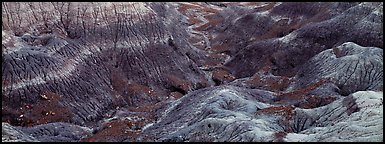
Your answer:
25;105;32;109
40;94;49;100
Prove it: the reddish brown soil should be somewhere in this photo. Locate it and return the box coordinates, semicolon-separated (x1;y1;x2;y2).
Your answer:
81;119;142;142
272;78;337;108
257;105;295;120
212;68;236;85
2;91;73;127
246;74;291;92
165;74;193;94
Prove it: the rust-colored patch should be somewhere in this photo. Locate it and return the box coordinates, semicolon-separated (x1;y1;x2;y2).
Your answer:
196;76;210;89
121;82;162;108
178;3;202;13
26;91;73;126
245;62;292;92
126;101;164;114
170;91;184;99
2;91;73;127
253;2;275;9
275;78;331;100
212;68;235;85
210;41;232;53
246;74;291;92
127;83;156;97
200;6;220;14
188;17;201;25
192;16;224;32
2;80;11;86
272;78;337;107
110;68;129;94
274;131;287;142
333;47;343;58
257;105;295;120
165;74;193;94
300;95;337;109
81;101;162;142
81;120;141;142
202;53;228;68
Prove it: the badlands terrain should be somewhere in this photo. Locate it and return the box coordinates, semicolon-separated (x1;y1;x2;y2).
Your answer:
2;2;383;142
